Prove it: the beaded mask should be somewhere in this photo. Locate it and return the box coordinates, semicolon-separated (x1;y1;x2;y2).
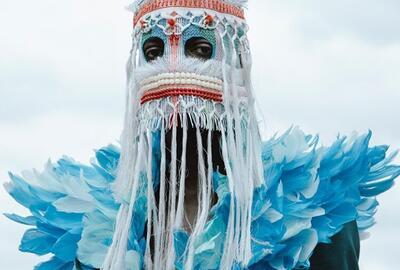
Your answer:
104;1;264;269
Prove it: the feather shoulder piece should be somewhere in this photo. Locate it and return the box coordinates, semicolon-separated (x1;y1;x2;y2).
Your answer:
5;128;399;269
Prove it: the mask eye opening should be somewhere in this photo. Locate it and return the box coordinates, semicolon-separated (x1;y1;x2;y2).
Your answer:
185;37;213;61
143;37;165;62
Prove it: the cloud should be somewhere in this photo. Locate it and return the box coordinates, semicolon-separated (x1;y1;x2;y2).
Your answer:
247;1;400;144
0;0;131;123
250;0;400;45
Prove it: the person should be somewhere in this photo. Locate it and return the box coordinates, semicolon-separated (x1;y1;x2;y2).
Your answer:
5;0;399;269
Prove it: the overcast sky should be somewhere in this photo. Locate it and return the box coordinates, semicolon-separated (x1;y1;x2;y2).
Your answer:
0;0;399;269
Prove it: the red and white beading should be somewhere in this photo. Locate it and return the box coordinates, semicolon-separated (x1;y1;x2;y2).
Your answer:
133;0;245;26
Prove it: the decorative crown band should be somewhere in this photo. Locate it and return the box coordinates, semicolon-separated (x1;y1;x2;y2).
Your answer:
133;0;245;26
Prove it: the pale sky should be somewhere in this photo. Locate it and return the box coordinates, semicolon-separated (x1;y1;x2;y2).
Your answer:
0;0;399;269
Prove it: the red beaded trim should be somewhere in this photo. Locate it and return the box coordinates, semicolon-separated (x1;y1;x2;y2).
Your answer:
141;86;223;104
134;0;245;26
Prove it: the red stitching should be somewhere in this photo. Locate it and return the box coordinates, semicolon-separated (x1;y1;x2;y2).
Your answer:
134;0;245;26
140;87;223;104
142;88;222;98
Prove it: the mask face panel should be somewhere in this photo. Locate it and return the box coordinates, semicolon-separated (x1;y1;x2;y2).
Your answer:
137;23;222;106
132;9;252;133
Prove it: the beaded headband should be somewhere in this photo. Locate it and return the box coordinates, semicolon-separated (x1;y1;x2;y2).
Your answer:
133;0;245;26
131;0;247;29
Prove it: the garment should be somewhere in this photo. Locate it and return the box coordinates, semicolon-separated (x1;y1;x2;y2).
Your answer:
5;0;400;269
309;220;360;270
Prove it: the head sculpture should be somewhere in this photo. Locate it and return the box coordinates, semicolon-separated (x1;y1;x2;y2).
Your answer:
104;1;264;269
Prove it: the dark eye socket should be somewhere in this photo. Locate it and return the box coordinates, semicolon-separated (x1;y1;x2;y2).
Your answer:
143;37;164;62
185;37;213;60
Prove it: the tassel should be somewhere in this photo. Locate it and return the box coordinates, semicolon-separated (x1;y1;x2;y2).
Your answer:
102;36;141;270
154;123;167;269
103;134;145;270
216;23;257;268
165;112;178;269
174;111;188;230
145;131;157;269
184;123;214;269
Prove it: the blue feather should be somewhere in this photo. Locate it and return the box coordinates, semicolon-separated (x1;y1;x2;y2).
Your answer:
4;213;37;225
20;229;57;255
51;231;81;261
34;257;74;270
